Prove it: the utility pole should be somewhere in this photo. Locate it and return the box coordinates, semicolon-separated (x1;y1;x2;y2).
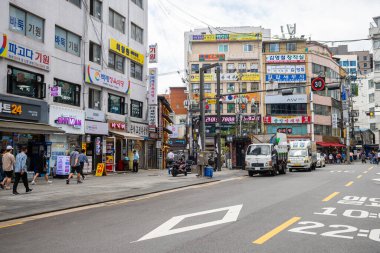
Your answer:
216;65;222;171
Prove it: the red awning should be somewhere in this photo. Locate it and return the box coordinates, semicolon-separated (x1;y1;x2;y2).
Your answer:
317;142;345;147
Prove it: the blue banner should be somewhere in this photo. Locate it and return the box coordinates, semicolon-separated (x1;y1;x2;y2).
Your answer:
265;74;307;83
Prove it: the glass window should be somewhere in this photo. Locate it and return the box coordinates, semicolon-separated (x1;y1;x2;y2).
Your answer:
109;9;125;33
370;123;377;131
266;104;307;115
375;61;380;71
202;64;211;73
131;62;143;81
286;43;297;51
240;103;247;113
251;83;259;91
7;66;45;99
251;103;260;114
243;44;253;52
9;5;44;42
192;83;199;93
89;41;101;64
227;104;235;113
314;125;332;136
227;63;235;73
241;83;247;92
68;0;81;8
89;88;101;110
363;55;368;61
369;93;375;103
191;64;199;73
227;83;235;93
204;83;211;93
131;23;143;44
55;26;80;56
108;51;124;73
108;94;124;114
53;79;81;106
132;0;143;8
374;40;380;49
250;63;258;73
369;80;374;89
90;0;102;20
218;44;228;53
364;63;368;68
269;43;279;52
131;99;143;118
350;61;356;67
238;63;247;73
314;104;330;115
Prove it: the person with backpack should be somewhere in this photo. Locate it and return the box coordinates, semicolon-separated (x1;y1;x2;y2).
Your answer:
66;147;82;184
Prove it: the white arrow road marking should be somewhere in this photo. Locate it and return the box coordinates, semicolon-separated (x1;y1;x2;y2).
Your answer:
135;204;243;242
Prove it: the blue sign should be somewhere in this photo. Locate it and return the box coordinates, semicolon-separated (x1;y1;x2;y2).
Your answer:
266;74;307;83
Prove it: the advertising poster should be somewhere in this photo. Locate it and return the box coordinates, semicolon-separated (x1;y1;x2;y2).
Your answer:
56;156;70;176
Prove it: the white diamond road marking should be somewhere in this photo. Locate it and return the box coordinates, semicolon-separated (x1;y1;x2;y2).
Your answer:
136;204;243;242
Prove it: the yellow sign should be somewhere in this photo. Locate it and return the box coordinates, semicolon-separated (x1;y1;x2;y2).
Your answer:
229;33;262;41
191;33;262;42
241;73;260;81
190;74;214;82
207;99;216;104
81;143;86;153
106;155;114;164
95;163;105;176
204;93;215;98
109;38;144;65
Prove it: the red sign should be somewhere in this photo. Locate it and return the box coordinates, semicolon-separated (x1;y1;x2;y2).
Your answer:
199;54;225;61
263;116;311;124
311;77;326;91
109;121;126;130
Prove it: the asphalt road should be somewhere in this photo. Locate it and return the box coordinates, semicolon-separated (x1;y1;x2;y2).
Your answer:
1;162;380;253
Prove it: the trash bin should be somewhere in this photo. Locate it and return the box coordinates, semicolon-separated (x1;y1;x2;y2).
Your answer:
123;157;130;171
204;166;213;178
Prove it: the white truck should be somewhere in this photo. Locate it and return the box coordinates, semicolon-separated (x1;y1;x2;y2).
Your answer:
287;140;317;172
245;133;288;177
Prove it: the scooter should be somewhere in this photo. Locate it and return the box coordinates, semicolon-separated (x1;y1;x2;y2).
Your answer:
171;160;188;177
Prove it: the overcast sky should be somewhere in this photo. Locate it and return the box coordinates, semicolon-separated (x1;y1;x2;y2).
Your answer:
148;0;380;94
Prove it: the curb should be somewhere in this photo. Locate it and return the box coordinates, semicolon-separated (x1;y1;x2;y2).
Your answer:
0;178;221;223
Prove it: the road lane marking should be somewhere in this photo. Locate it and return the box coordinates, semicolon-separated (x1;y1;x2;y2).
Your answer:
345;181;354;187
0;222;23;229
368;167;373;171
357;175;363;179
136;204;243;242
322;192;340;202
252;217;301;245
363;171;368;174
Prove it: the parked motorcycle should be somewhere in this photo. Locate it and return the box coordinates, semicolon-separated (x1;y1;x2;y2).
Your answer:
171;159;188;177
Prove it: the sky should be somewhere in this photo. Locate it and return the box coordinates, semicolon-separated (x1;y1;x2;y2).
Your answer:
148;0;380;94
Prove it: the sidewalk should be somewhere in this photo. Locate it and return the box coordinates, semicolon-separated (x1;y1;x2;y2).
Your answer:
0;168;245;222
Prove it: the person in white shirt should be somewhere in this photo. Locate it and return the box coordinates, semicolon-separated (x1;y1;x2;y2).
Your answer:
167;150;175;160
377;151;380;164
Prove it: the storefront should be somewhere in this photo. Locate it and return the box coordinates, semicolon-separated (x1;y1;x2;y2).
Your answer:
48;105;85;174
84;108;108;173
129;122;149;168
0;94;64;171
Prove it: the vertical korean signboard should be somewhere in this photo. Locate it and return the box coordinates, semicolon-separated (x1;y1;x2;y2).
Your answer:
148;68;158;132
149;44;158;63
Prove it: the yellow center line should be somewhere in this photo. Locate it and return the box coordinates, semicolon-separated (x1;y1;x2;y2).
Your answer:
322;192;340;202
357;175;363;179
345;181;354;187
0;222;23;229
253;217;301;245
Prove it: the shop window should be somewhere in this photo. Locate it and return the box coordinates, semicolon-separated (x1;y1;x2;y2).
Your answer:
89;41;101;64
90;0;102;20
7;66;45;99
108;51;124;73
108;94;125;114
131;99;143;118
132;0;143;9
55;26;81;56
131;23;143;44
89;88;101;110
266;103;307;115
131;61;143;81
227;104;235;113
53;79;81;106
9;5;44;42
109;8;125;33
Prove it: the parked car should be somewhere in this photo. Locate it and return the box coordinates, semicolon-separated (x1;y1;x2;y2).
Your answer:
316;153;326;168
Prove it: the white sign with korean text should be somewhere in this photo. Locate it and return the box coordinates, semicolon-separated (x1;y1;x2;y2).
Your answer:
266;54;306;63
148;68;158;105
265;94;307;104
332;114;338;128
149;44;158;63
266;65;306;74
148;105;157;131
85;64;129;93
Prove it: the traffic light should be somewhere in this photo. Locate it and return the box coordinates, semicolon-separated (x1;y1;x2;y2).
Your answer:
326;83;341;90
366;112;375;117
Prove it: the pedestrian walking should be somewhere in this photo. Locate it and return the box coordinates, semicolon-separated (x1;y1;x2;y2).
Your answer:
78;149;89;180
350;151;353;162
336;153;342;164
361;152;367;163
66;147;82;184
31;151;52;185
329;153;333;164
13;146;32;195
0;149;5;184
377;150;380;165
342;153;346;164
0;146;15;190
132;150;139;173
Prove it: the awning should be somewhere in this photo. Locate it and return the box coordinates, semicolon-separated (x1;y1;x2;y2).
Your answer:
317;141;345;147
109;130;144;140
0;120;65;134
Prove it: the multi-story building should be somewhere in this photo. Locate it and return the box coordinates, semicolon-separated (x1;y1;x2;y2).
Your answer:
329;45;372;75
262;39;345;150
0;0;148;174
334;55;359;78
185;26;271;168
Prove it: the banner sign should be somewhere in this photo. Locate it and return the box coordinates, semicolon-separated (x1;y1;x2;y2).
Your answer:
266;65;306;74
266;54;305;63
0;34;50;71
199;54;225;61
149;44;157;63
56;156;70;176
265;94;307;104
263;116;311;124
109;38;144;65
191;33;262;42
191;72;260;82
148;105;157;131
85;64;129;93
205;115;261;124
241;72;260;81
0;99;41;121
190;73;214;82
332;114;338;128
50;86;61;97
148;68;158;105
265;74;307;83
